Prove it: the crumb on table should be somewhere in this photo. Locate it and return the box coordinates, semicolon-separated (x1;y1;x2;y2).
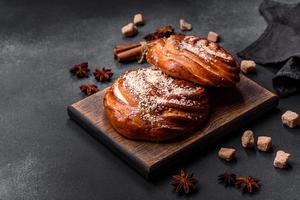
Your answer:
281;110;299;128
273;150;290;169
179;19;192;31
121;23;138;37
218;147;236;161
241;130;255;148
207;31;218;42
133;13;144;26
240;60;256;74
257;136;272;152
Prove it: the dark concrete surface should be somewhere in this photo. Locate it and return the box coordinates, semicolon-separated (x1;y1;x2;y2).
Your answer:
0;0;300;199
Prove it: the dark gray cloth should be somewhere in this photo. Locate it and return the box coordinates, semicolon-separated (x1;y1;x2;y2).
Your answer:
238;0;300;97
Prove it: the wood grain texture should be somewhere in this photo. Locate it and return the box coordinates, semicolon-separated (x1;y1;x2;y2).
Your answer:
67;75;278;179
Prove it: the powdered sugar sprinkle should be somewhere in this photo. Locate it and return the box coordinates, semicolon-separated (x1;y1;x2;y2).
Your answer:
121;67;202;124
180;36;231;60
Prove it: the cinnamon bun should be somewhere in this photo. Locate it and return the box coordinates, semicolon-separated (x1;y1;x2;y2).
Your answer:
146;35;240;87
103;67;210;141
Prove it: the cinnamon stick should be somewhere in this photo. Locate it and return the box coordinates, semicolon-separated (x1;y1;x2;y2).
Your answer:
115;45;143;62
114;40;157;62
114;43;141;56
114;25;176;62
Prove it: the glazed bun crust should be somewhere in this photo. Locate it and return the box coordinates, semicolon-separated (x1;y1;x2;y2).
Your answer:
146;35;240;87
103;67;210;142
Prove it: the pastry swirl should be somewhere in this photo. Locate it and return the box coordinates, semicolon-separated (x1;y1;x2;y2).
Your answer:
146;35;240;87
103;67;210;141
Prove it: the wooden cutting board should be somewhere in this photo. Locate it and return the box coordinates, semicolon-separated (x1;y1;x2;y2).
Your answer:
67;75;278;179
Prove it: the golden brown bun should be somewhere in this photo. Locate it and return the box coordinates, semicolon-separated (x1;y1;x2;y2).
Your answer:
146;35;240;87
103;67;210;142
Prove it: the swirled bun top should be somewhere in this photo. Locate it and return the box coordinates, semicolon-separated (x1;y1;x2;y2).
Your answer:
103;67;210;141
146;35;240;87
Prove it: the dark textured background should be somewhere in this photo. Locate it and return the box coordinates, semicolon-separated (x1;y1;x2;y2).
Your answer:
0;0;300;199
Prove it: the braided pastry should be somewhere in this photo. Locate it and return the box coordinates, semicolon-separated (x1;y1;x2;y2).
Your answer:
103;67;210;141
146;35;240;87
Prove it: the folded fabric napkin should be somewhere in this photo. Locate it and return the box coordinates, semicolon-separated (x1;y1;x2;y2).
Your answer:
238;0;300;97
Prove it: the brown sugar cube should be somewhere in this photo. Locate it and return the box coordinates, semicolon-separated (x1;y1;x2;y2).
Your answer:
240;60;256;74
179;19;192;31
218;148;236;161
273;150;290;169
257;136;272;152
121;23;137;37
207;31;218;42
133;13;144;26
281;110;299;128
241;130;255;148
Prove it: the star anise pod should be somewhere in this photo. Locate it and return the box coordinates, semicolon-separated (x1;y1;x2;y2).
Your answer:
144;25;175;41
70;62;90;78
79;83;99;96
170;170;198;194
218;172;236;187
94;67;113;82
235;176;260;193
